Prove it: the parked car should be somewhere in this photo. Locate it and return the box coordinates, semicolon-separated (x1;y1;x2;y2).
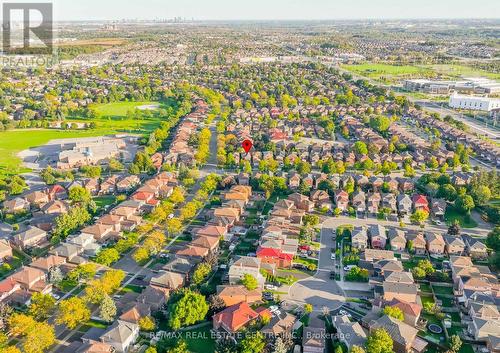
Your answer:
344;265;356;271
262;292;274;301
265;284;278;291
331;252;336;260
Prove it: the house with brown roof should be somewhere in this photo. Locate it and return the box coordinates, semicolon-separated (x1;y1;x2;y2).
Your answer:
191;235;220;252
196;225;228;239
11;226;47;249
228;256;266;288
425;232;445;254
444;236;465;255
150;271;184;291
303;316;326;353
463;235;488;260
406;232;426;255
30;255;66;273
261;312;297;338
116;175;140;193
388;229;406;252
382;282;418;304
176;245;209;260
119;303;151;324
2;197;30;214
388;299;422;326
41;200;70;215
10;266;51;294
0;277;21;302
369;315;424;353
80;224;120;243
0;240;12;260
25;191;49;207
216;285;262;306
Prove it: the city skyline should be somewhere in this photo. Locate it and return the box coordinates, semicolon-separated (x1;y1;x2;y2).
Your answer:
52;0;500;21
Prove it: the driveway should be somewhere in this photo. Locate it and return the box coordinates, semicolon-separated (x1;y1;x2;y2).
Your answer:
284;221;345;311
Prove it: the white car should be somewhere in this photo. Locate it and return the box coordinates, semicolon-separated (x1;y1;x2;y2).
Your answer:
269;305;279;313
344;265;356;271
52;294;61;300
331;253;336;260
265;284;278;291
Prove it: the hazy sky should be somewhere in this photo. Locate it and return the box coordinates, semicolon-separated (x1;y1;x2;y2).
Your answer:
51;0;499;21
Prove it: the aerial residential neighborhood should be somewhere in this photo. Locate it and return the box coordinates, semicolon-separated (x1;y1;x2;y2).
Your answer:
0;2;498;353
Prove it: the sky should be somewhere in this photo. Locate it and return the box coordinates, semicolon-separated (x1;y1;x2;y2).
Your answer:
49;0;500;21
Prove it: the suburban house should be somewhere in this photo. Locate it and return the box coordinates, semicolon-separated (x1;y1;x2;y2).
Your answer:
444;236;465;255
412;194;429;213
150;271;184;291
261;312;296;338
3;197;30;214
216;285;262;306
332;315;367;350
406;232;427;255
368;315;425;353
397;194;412;216
256;246;294;269
30;255;66;273
425;232;445;254
381;282;418;303
212;301;260;333
369;225;387;249
10;266;52;294
334;190;349;211
99;320;140;353
302;316;326;353
228;256;266;288
11;226;47;249
462;235;488;260
388;229;407;251
0;240;13;260
80;224;120;243
388;298;422;326
351;227;368;250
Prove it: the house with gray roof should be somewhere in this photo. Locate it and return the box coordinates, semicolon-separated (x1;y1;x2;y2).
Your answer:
99;320;139;353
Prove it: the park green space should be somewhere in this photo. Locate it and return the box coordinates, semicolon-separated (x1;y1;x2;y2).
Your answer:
342;62;500;81
0;100;171;171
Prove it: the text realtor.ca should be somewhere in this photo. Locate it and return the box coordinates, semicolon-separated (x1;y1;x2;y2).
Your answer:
149;331;352;341
1;2;57;66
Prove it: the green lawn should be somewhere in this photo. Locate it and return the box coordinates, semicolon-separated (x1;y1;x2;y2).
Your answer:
431;285;454;296
0;250;29;280
423;64;500;80
120;284;144;294
67;101;168;134
342;63;434;81
421;294;435;307
0;99;177;171
444;209;478;228
419;283;432;294
93;195;117;209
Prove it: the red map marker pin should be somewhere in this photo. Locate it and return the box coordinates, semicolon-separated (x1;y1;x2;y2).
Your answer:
242;139;253;153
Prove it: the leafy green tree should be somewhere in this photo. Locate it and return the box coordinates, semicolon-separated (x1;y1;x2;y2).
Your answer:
95;248;120;266
68;186;91;204
353;141;368;155
455;195;475;214
486;227;500;251
449;335;462;353
382;306;404;321
56;297;90;329
351;346;366;353
240;274;258;291
410;210;429;225
28;293;56;321
139;316;156;331
366;328;393;353
471;185;491;206
192;262;212;285
304;303;313;314
168;289;209;330
239;331;265;353
369;115;392;133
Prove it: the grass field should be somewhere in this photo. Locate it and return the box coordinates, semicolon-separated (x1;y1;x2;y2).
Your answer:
67;101;170;134
444;208;478;228
342;62;500;82
342;63;434;81
0;100;174;171
423;64;500;80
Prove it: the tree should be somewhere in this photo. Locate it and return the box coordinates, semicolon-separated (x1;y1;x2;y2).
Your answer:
486;227;500;251
471;185;491;206
455;195;475;214
335;346;344;353
382;306;404;321
353;141;368;155
67;263;97;282
99;295;116;322
68;186;91;204
448;221;461;236
0;303;12;330
168;289;209;330
139;316;156;331
167;340;188;353
273;336;288;353
28;293;56;321
95;248;120;266
8;314;56;353
366;328;393;353
208;294;225;314
145;348;157;353
239;331;265;353
56;297;90;329
169;186;185;205
304;303;313;314
369;115;392;133
192;262;212;285
410;210;429;225
132;247;150;263
417;259;435;275
412;267;426;279
351;346;366;353
449;335;462;353
240;273;258;291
